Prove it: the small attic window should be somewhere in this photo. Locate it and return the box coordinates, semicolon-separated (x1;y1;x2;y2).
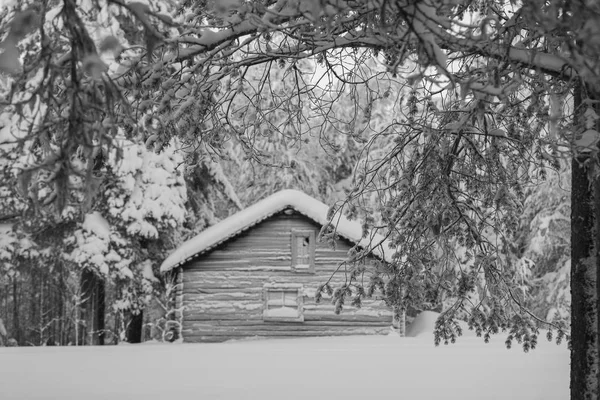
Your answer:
291;230;315;273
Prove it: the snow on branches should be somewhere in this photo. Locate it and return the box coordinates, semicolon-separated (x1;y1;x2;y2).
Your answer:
105;137;187;239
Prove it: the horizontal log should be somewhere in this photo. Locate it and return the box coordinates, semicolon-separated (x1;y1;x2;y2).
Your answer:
199;250;292;258
185;263;292;271
183;314;263;321
185;261;354;270
181;280;348;289
200;247;353;255
183;292;262;301
181;285;256;292
182;311;390;321
185;326;390;334
180;287;263;294
185;260;281;268
183;320;391;328
182;310;391;323
182;328;390;337
183;337;227;343
304;310;390;319
189;266;294;272
182;271;351;283
182;331;390;343
181;279;257;287
185;264;353;273
184;305;263;314
181;290;389;306
183;288;263;296
193;252;353;264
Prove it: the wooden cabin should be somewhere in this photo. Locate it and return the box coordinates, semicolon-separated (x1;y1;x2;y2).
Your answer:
160;190;400;343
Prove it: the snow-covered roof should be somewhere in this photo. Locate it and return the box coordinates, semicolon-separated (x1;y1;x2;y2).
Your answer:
160;189;394;272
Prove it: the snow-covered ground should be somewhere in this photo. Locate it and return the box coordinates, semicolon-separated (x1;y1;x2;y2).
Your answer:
0;328;568;399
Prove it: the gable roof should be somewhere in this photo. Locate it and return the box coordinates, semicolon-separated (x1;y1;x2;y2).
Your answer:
160;189;394;272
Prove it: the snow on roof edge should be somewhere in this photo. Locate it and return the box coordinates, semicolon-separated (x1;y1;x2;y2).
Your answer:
160;189;394;272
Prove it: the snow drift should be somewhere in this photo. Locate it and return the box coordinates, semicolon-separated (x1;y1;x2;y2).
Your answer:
0;334;568;400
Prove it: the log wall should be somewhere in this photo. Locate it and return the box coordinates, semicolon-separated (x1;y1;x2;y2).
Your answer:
180;210;393;342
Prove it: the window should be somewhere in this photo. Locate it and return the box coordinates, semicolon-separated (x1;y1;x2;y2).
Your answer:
263;284;304;322
291;230;315;273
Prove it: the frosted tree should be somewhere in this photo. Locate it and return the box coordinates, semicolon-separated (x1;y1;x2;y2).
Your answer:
513;166;571;325
0;132;189;344
1;0;599;396
63;137;187;343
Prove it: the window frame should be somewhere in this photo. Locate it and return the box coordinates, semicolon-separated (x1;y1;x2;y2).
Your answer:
262;283;304;323
291;229;316;274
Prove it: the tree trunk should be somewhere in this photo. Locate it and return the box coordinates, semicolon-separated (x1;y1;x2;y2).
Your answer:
126;311;143;343
571;84;600;399
12;277;19;345
58;262;67;345
80;269;106;345
56;266;64;345
30;271;37;344
39;274;44;345
571;155;598;398
392;305;406;336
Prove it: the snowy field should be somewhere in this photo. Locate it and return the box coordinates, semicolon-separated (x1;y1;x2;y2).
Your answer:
0;329;568;400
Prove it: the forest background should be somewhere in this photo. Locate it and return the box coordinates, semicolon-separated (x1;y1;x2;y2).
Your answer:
0;0;584;394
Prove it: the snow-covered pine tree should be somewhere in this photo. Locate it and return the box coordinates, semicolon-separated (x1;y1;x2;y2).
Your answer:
63;136;187;343
514;166;571;326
